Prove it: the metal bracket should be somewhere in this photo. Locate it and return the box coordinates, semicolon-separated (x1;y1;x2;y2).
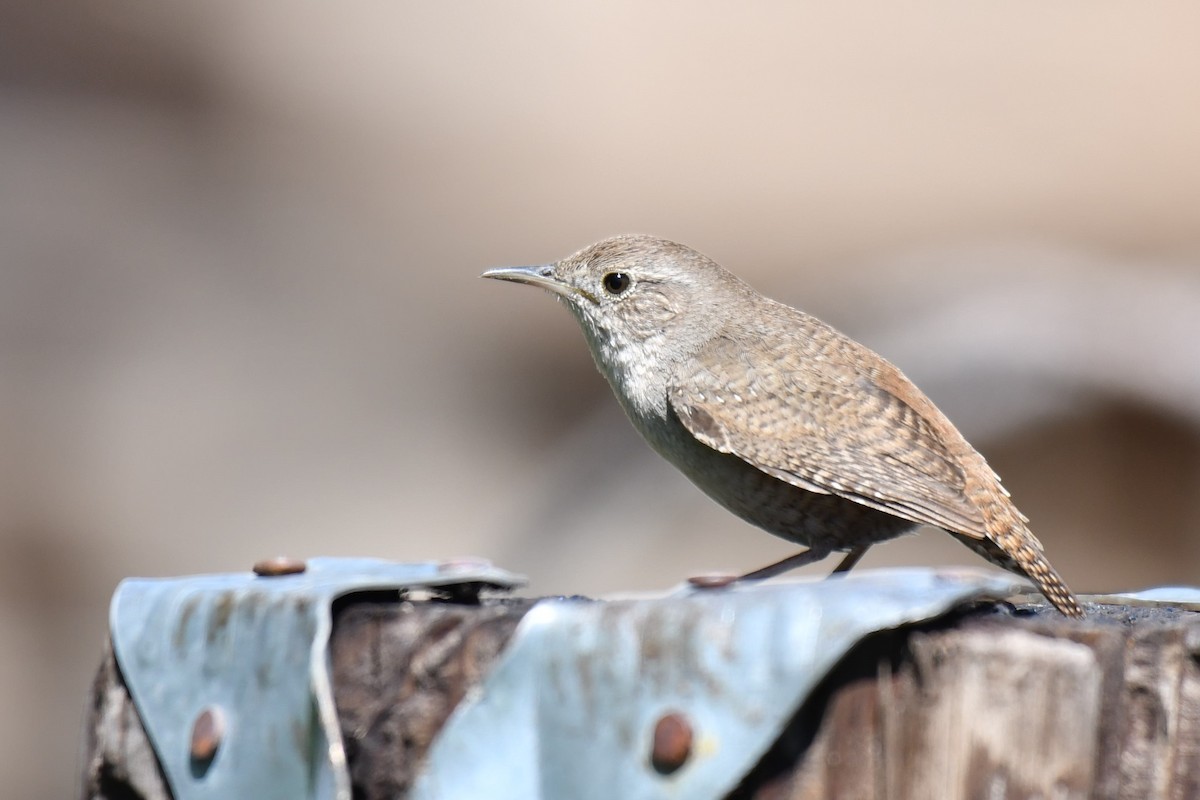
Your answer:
411;567;1023;800
109;557;525;800
1110;586;1200;611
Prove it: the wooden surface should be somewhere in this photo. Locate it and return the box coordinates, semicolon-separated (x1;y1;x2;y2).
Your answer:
731;605;1200;799
331;598;537;798
80;640;171;800
81;598;1200;800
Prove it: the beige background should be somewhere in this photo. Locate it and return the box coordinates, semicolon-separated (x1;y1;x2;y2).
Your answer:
3;3;1200;796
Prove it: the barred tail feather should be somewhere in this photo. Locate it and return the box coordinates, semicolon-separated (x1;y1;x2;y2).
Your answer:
953;494;1084;618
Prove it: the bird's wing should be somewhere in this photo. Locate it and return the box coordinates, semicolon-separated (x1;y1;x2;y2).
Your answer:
668;332;991;538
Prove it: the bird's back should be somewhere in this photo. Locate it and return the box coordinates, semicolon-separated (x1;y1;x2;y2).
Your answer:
669;296;1082;616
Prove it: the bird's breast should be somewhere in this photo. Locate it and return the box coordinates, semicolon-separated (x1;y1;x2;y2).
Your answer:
583;328;673;423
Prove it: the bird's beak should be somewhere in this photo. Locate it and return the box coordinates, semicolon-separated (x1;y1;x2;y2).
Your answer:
482;264;586;302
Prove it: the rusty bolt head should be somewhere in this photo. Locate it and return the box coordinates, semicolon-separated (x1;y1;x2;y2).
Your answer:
650;711;693;775
437;557;494;573
252;556;306;577
687;573;739;590
190;706;224;766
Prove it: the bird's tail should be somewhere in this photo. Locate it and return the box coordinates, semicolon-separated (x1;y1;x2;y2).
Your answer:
954;493;1083;617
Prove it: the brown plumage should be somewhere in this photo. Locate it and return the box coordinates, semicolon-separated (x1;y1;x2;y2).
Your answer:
484;234;1083;617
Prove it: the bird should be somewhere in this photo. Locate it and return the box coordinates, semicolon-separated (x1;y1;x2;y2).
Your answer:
482;234;1083;617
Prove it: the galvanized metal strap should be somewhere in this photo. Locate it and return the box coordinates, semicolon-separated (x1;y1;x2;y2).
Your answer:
109;557;525;800
411;567;1023;800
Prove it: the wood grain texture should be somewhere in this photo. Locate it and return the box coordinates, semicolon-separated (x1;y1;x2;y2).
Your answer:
79;640;171;800
81;600;1200;800
330;597;537;800
734;606;1200;800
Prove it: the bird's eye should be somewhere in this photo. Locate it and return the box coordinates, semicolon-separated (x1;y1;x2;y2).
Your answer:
602;272;631;295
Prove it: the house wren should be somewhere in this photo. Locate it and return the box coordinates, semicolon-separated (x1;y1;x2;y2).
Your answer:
483;235;1083;617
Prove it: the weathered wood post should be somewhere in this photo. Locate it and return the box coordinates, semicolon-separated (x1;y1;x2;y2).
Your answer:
81;559;1200;800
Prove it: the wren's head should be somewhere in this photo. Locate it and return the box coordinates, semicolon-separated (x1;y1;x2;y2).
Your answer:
483;234;753;419
483;234;748;363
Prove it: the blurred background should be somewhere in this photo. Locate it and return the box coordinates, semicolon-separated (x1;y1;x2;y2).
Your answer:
3;2;1200;796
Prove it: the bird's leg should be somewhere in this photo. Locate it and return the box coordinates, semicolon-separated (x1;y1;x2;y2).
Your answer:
738;547;831;581
827;546;868;576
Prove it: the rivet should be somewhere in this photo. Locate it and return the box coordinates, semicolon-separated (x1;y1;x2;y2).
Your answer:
190;707;224;769
651;712;693;775
252;556;306;577
687;573;738;590
438;557;492;573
